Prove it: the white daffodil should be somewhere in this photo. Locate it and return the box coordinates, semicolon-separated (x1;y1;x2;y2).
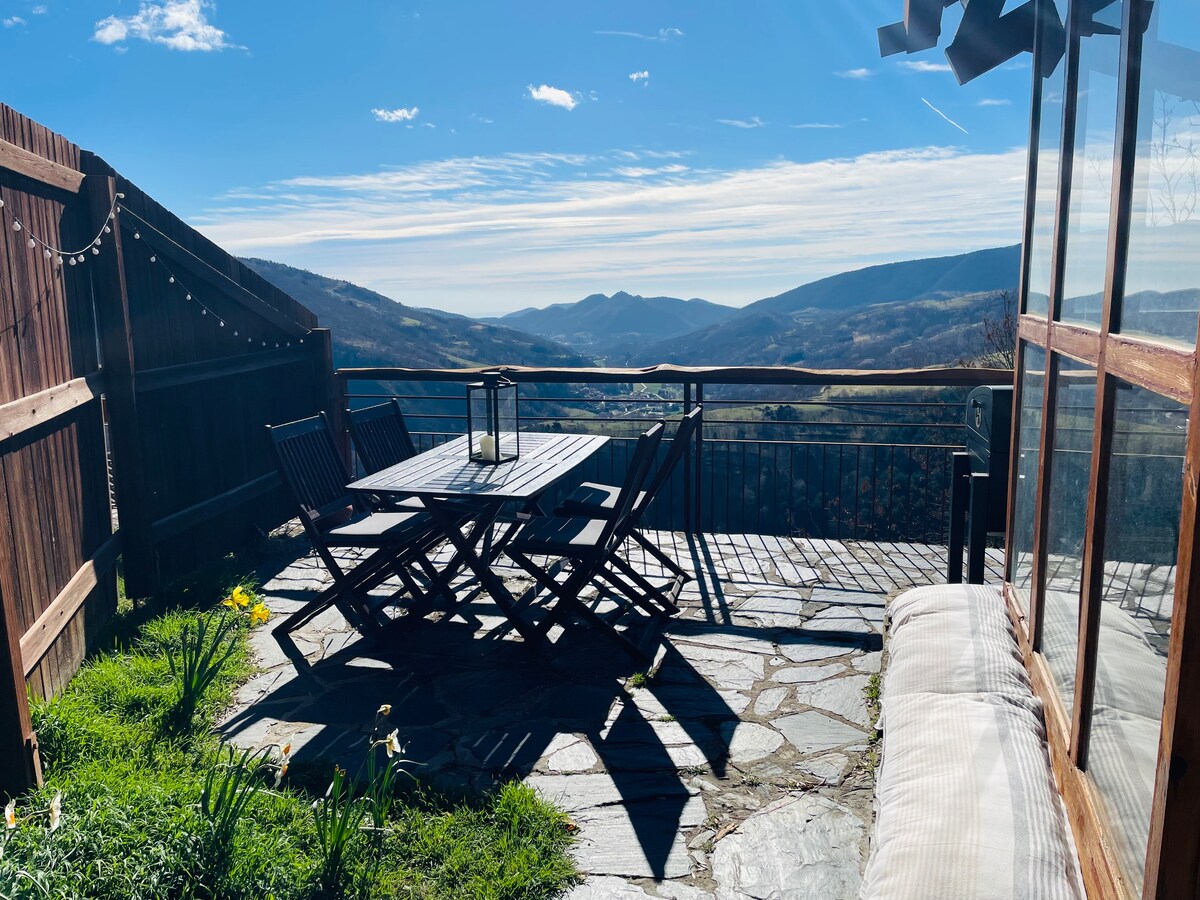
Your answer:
377;704;392;717
383;729;401;758
48;792;61;832
4;799;15;830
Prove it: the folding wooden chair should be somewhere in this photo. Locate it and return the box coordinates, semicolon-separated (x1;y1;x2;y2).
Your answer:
554;405;701;607
504;422;667;661
347;399;418;475
268;412;451;640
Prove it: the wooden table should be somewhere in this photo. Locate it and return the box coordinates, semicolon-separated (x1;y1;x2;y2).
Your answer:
347;432;609;644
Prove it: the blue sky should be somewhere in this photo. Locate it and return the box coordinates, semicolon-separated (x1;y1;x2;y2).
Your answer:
2;1;1035;315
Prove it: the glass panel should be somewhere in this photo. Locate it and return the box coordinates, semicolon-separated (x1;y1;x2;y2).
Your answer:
1059;2;1124;327
1026;0;1069;317
1007;343;1047;608
1039;358;1097;715
1120;1;1200;345
1088;382;1185;888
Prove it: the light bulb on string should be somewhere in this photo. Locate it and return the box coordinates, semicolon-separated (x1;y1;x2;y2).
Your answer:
55;256;63;266
133;232;141;240
149;255;156;263
168;276;175;283
27;238;35;249
68;258;76;266
12;221;20;232
77;255;85;263
43;249;51;259
103;226;111;234
92;247;99;255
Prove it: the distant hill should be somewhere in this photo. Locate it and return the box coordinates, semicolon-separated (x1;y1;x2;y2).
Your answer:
631;245;1021;367
744;244;1021;317
489;290;737;361
242;259;589;370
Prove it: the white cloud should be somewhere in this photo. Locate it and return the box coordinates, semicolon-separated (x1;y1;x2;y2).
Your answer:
836;68;872;79
470;113;494;124
2;15;25;25
597;27;682;41
615;164;689;177
31;4;46;12
977;98;1012;107
629;70;649;84
372;106;419;123
790;122;842;129
718;116;765;129
921;97;968;134
195;145;1026;316
528;84;577;111
93;0;240;51
898;60;953;73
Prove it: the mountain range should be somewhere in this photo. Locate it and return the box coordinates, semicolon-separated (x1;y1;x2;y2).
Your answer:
246;243;1022;376
489;291;737;362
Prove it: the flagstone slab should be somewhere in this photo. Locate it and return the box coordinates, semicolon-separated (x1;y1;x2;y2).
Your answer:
794;674;873;727
771;663;846;685
711;793;865;900
776;640;855;665
719;722;786;763
771;711;867;754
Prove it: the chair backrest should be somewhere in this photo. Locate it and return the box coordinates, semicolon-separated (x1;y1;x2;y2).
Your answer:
267;412;358;536
635;404;702;521
348;399;418;475
601;421;665;551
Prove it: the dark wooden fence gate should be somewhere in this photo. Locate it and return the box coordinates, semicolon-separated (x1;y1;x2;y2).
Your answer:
0;104;333;795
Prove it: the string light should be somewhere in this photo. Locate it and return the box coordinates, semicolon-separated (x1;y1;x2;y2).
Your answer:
0;190;313;349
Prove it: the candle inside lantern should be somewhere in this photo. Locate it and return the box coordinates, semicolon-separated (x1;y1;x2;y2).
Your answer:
478;434;497;461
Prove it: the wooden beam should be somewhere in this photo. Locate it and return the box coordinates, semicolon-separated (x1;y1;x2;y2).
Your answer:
337;364;1014;388
0;373;101;446
87;172;158;598
151;473;280;543
1019;313;1051;346
117;215;309;338
0;137;83;194
19;534;120;676
136;345;314;393
1104;333;1194;404
1049;321;1101;366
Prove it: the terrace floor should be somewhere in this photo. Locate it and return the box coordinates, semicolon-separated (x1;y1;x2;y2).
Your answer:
219;527;1004;900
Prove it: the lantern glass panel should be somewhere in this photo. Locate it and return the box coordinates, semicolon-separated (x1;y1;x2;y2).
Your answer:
467;377;519;464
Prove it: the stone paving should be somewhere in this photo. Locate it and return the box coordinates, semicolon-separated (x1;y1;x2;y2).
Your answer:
219;527;1003;900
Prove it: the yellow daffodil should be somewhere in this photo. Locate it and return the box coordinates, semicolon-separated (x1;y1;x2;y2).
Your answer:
377;704;392;717
274;759;289;788
230;586;252;608
4;799;15;830
48;792;61;832
248;603;270;626
383;729;401;758
281;741;292;758
221;597;237;610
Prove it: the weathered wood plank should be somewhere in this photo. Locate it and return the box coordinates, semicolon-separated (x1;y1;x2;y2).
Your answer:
151;473;280;543
0;137;82;193
19;533;120;676
136;345;314;393
0;373;101;446
337;364;1013;387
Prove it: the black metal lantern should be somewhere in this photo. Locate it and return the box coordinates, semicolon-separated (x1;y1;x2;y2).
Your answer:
466;372;519;465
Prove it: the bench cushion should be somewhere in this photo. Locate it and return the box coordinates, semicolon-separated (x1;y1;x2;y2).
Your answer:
884;584;1035;709
556;481;647;518
863;691;1081;900
508;515;608;558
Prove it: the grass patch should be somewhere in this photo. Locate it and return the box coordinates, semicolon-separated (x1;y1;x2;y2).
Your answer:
1;564;577;899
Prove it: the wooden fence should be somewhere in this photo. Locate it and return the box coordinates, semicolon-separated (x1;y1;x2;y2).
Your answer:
0;104;331;795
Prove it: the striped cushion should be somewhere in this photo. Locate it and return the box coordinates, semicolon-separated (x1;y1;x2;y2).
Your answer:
864;692;1082;900
885;584;1034;708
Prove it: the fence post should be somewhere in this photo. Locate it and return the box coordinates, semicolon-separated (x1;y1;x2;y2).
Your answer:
312;328;347;462
86;170;159;598
0;585;40;797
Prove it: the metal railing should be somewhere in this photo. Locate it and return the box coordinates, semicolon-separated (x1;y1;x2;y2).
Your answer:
333;364;1012;544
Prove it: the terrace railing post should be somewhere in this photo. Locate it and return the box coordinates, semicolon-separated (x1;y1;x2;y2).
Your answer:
694;382;704;533
682;382;693;532
86;170;159;599
947;451;969;583
967;471;989;584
